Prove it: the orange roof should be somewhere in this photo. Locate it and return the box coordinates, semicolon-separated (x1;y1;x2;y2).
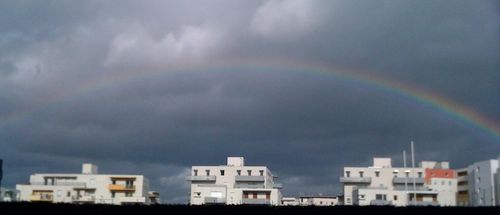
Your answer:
425;169;456;184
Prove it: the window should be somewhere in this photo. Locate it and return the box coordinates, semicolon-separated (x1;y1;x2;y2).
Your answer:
441;181;445;185
206;170;210;176
112;180;116;185
393;195;397;201
375;171;380;177
359;171;364;178
418;172;422;178
220;170;225;176
67;191;71;197
346;171;350;177
259;170;264;176
237;170;241;176
375;194;387;200
448;181;452;186
126;192;133;197
247;170;252;176
111;192;116;198
193;169;198;176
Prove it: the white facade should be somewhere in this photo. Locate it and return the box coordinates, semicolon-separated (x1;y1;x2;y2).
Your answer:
340;157;455;206
298;196;340;206
16;163;150;205
281;197;299;206
0;187;18;202
188;157;282;205
463;158;499;206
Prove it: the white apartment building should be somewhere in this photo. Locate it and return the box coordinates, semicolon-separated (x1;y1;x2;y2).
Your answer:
16;163;150;205
298;195;340;206
281;197;299;206
341;157;456;206
458;158;499;206
188;157;282;205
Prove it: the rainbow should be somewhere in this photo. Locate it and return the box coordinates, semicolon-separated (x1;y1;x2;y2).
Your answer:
1;57;499;143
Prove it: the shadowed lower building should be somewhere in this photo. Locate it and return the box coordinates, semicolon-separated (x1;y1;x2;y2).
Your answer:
187;157;282;205
16;163;150;205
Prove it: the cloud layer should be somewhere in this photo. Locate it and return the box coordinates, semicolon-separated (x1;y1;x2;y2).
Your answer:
0;0;498;203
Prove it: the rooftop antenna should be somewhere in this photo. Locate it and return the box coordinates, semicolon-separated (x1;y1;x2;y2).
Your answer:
411;141;416;205
403;150;407;191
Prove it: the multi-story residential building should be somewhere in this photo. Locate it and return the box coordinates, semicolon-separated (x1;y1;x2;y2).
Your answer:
298;195;340;206
456;167;469;206
340;157;456;206
187;157;282;205
16;163;150;205
458;158;499;206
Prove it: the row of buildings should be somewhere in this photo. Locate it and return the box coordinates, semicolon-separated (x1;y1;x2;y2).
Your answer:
1;156;499;206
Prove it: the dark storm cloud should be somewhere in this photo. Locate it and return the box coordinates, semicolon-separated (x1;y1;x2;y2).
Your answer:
0;0;498;202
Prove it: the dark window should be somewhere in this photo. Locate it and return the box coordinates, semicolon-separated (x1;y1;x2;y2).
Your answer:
259;170;264;176
205;170;210;176
375;172;380;177
237;170;241;176
394;195;397;201
247;170;252;176
359;171;364;178
220;170;225;176
346;171;350;177
193;169;198;176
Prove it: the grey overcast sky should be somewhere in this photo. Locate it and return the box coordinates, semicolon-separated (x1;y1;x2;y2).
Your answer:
0;0;498;203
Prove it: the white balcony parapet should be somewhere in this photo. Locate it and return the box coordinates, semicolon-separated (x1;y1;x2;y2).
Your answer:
242;198;271;205
235;176;265;182
204;197;226;204
339;177;372;183
186;175;216;181
392;177;424;184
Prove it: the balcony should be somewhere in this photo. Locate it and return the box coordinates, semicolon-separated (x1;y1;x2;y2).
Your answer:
30;181;87;187
242;198;271;205
370;200;392;206
273;183;283;189
234;183;265;189
186;175;216;182
30;194;53;202
204;197;226;204
339;177;372;183
235;176;265;182
392;177;424;184
108;184;136;191
72;196;96;202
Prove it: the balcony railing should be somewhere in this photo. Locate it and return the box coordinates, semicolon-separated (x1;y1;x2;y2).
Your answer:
370;200;392;206
242;198;271;205
30;194;53;202
392;177;424;184
72;196;96;202
234;183;265;189
186;175;216;182
30;181;87;187
339;177;372;183
273;183;283;189
235;176;265;182
204;197;226;204
108;184;136;191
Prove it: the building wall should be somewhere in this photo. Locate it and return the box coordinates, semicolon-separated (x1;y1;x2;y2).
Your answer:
189;157;282;206
467;159;499;206
16;165;149;205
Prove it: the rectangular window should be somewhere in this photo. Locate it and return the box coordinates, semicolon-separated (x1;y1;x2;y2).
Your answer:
111;192;116;198
418;172;422;178
237;170;241;176
247;170;252;176
346;171;350;177
206;170;210;176
253;193;257;199
194;170;198;176
220;170;225;176
359;171;364;178
67;191;71;197
375;171;380;177
394;195;397;201
376;194;386;200
259;170;264;176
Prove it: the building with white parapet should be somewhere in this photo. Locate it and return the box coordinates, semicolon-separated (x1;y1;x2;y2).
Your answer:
188;157;282;205
456;158;499;206
16;163;150;205
341;157;457;206
298;195;340;206
0;187;18;202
